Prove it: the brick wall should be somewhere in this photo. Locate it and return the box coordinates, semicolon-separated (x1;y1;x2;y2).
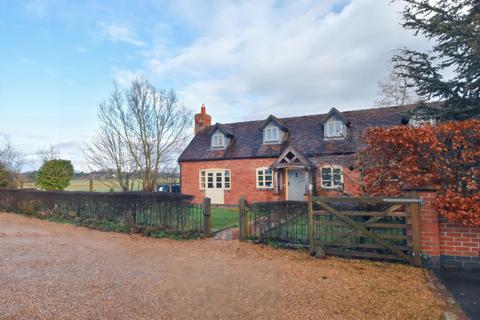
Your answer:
180;158;285;204
180;156;362;205
414;189;480;270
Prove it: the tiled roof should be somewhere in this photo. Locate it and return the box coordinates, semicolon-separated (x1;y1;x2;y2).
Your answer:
178;103;433;162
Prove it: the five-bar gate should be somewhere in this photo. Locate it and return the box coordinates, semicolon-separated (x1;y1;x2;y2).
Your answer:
308;196;423;266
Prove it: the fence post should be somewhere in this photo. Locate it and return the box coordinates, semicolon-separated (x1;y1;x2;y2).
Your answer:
307;191;314;254
408;191;422;267
239;197;247;241
203;197;211;238
89;178;93;192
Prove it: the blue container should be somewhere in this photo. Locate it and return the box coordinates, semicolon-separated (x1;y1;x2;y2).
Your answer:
171;184;181;193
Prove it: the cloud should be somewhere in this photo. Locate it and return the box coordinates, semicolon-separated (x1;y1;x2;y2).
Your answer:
139;0;432;123
113;69;144;86
97;19;146;47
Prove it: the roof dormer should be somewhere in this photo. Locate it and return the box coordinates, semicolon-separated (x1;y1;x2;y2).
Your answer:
408;102;437;127
320;108;350;139
209;123;234;150
260;115;289;144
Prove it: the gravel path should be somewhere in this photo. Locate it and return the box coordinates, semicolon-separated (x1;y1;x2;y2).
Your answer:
0;212;446;319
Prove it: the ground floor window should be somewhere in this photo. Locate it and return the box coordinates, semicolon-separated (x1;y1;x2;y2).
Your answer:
256;168;273;188
321;166;343;188
199;169;231;190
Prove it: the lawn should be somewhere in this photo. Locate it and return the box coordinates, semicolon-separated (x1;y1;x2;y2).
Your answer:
211;207;239;232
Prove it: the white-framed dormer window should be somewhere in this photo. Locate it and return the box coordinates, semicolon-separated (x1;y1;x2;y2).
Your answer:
325;119;346;139
409;117;436;127
321;166;343;189
256;167;273;189
263;125;280;144
211;132;225;149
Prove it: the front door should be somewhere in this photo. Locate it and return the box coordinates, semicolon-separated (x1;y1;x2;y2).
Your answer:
205;170;226;204
287;169;307;201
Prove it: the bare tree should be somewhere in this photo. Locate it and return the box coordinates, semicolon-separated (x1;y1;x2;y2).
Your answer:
84;79;192;192
36;145;60;163
375;64;423;106
0;136;26;187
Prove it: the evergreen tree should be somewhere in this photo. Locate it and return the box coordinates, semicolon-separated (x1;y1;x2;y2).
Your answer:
35;160;74;191
393;0;480;120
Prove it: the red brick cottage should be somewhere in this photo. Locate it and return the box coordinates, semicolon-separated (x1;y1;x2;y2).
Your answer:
179;103;431;205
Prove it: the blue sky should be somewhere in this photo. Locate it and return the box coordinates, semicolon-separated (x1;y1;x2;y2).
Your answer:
0;0;431;171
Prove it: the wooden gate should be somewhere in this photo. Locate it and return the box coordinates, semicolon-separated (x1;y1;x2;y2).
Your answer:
308;196;423;266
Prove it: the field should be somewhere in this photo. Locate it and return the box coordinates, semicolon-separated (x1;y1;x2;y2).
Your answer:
23;178;175;192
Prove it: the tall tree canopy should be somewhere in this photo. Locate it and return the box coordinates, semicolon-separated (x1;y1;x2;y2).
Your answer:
393;0;480;120
84;79;192;192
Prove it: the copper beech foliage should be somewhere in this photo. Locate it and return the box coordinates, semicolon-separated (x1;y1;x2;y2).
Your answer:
359;119;480;227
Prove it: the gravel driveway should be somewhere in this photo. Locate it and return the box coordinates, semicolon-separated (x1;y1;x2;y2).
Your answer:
0;212;446;319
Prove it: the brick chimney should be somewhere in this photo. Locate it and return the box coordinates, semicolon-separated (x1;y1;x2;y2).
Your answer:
194;104;212;135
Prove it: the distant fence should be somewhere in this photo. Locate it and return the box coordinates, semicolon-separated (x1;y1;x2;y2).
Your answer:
0;188;206;235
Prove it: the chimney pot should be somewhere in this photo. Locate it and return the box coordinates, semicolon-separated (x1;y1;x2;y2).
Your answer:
194;104;212;135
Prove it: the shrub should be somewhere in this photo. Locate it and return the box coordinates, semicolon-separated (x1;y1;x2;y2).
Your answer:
0;162;16;188
35;159;74;191
359;119;480;227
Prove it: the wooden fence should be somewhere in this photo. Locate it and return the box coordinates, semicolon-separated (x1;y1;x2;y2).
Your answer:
240;194;423;266
0;188;213;237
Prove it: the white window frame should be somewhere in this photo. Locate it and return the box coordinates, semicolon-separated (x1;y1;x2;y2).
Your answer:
211;132;226;149
263;126;280;144
199;169;231;190
325;120;346;139
256;167;273;189
409;117;436;127
320;166;343;189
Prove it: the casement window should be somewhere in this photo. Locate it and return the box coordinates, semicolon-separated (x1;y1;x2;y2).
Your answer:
200;170;231;189
321;166;343;188
263;126;280;144
256;167;273;188
211;133;225;149
325;120;346;138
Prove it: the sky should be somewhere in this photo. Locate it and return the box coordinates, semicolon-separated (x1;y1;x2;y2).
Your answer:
0;0;432;172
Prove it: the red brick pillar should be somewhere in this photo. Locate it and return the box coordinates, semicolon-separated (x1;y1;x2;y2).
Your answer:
405;186;441;268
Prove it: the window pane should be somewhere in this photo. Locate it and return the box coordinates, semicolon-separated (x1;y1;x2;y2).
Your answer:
259;181;264;187
224;170;230;177
207;182;213;188
225;182;230;189
216;182;222;188
265;181;272;187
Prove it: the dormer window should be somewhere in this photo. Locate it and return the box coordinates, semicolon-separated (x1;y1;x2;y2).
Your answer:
211;132;225;149
264;125;280;144
321;108;349;140
409;116;436;127
325;119;346;138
